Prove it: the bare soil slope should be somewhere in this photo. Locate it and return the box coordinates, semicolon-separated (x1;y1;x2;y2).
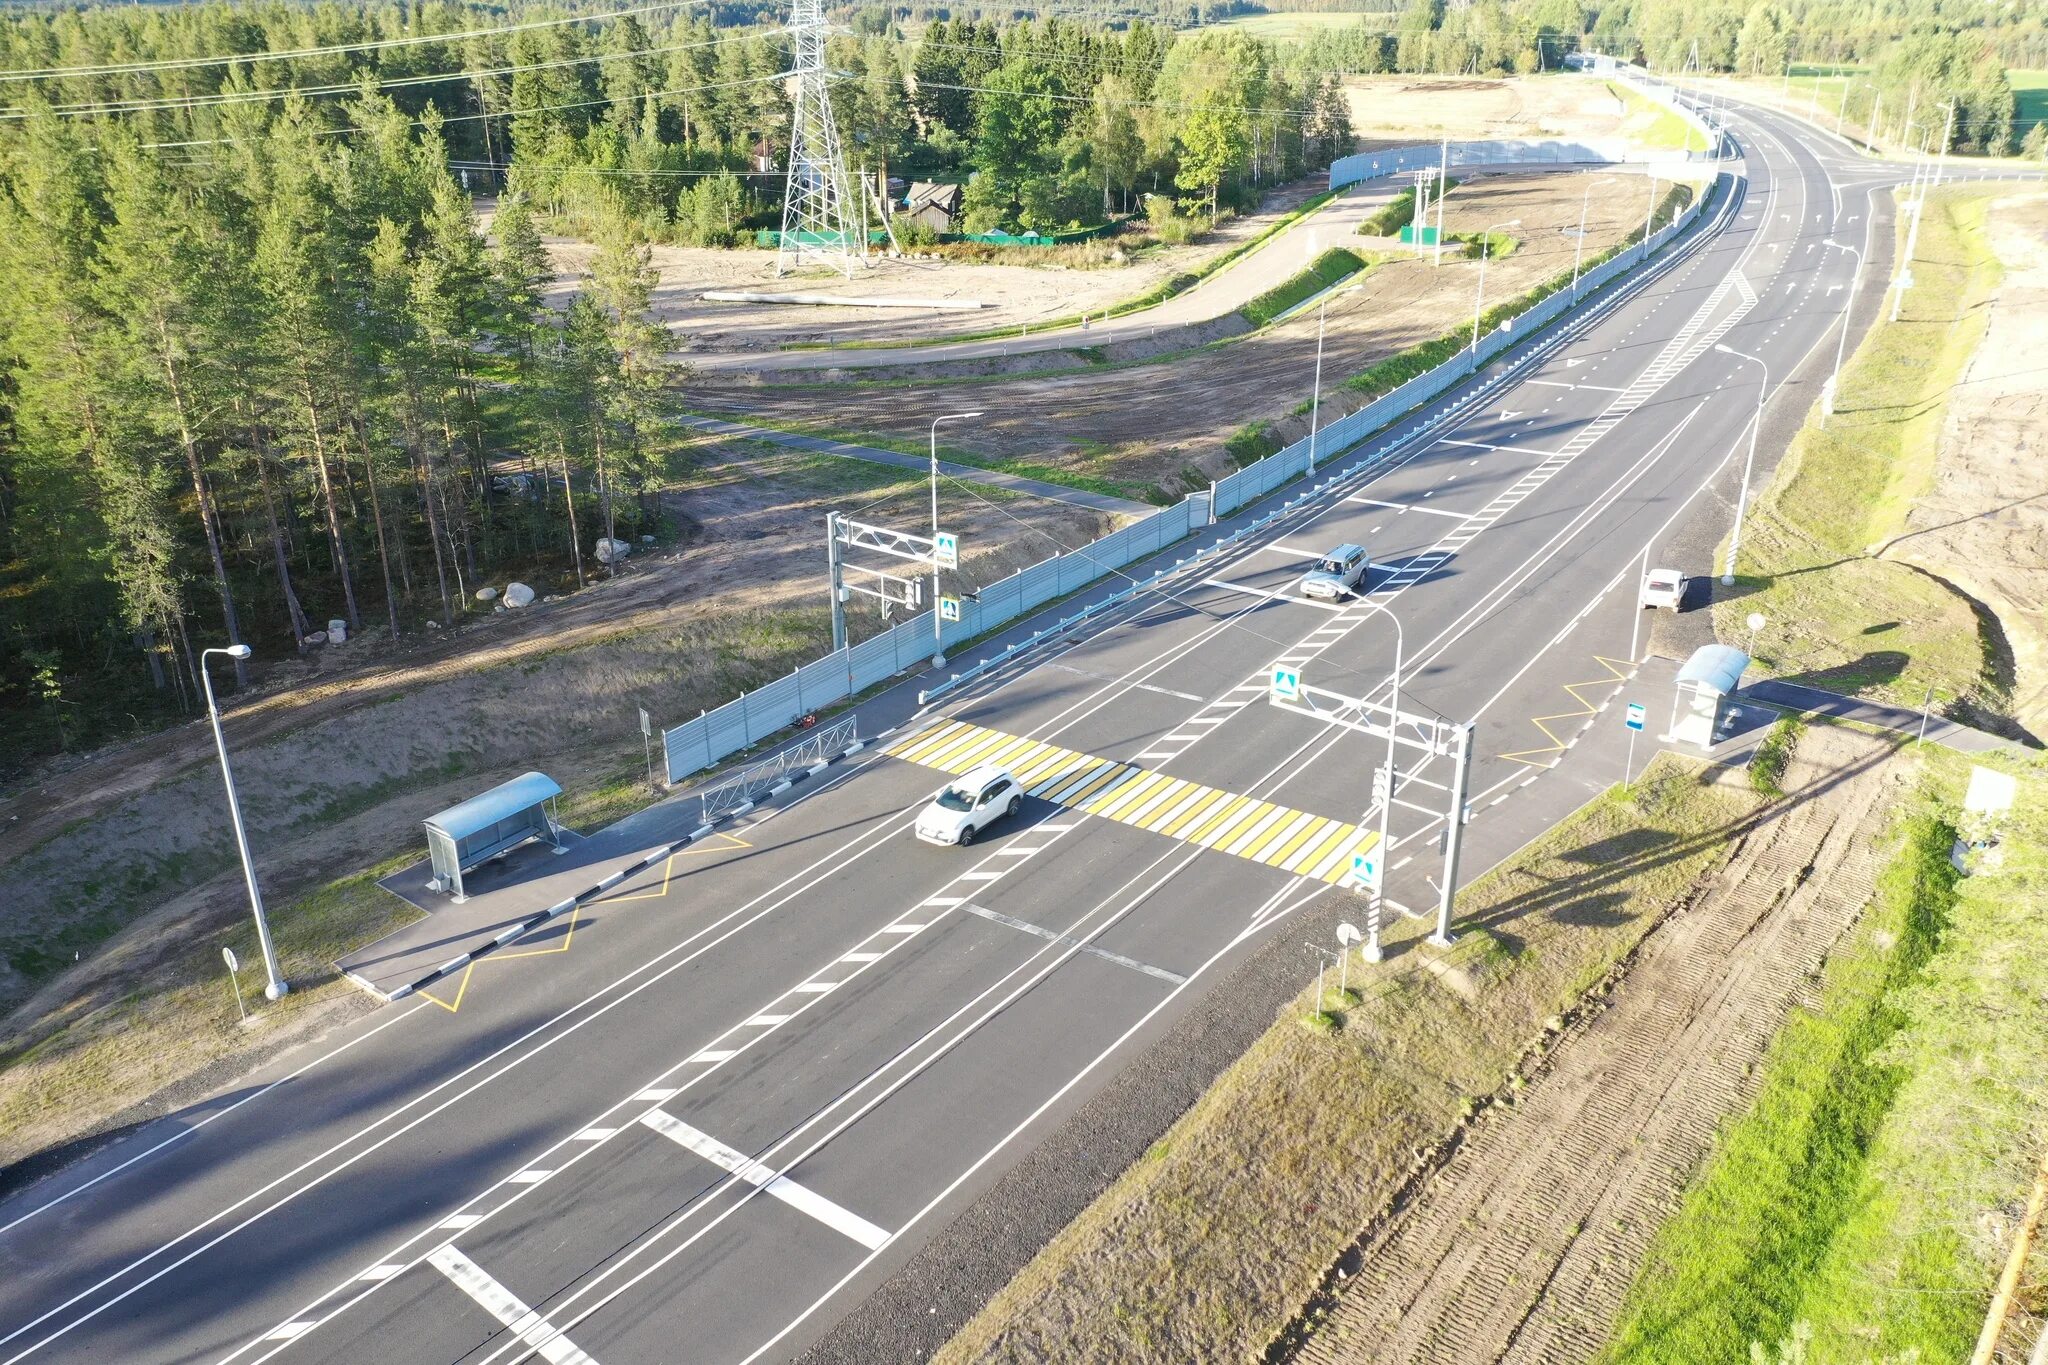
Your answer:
1342;74;1629;147
1285;727;1900;1365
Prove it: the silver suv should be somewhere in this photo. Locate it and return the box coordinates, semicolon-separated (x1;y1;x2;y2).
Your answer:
1300;544;1370;600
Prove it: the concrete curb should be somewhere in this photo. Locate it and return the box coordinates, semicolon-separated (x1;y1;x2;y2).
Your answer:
373;724;903;1005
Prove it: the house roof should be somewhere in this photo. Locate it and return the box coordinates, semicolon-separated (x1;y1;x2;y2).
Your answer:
907;181;962;213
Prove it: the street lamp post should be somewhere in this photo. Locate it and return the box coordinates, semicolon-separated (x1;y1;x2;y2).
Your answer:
1469;218;1520;357
201;646;287;1001
927;411;983;668
1307;284;1364;476
1819;237;1864;422
1572;175;1617;299
1713;343;1768;587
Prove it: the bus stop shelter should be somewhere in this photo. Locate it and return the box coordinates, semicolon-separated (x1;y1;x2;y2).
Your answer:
423;772;566;902
1666;644;1751;749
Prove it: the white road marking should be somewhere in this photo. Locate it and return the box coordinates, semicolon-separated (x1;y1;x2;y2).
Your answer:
1200;577;1349;611
956;903;1187;985
428;1246;596;1365
745;1015;791;1027
439;1214;481;1230
638;1111;891;1251
1347;496;1471;520
265;1323;314;1341
508;1170;550;1184
1435;437;1566;457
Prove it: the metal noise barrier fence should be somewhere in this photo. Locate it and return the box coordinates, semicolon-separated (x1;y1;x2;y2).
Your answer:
664;499;1203;783
1211;187;1709;519
699;714;858;822
662;69;1718;787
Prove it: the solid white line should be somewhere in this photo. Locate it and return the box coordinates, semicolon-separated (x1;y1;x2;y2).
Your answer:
638;1111;891;1251
428;1246;595;1365
1434;437;1566;457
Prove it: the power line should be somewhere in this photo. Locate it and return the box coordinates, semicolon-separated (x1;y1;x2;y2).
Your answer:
12;30;778;122
0;0;709;85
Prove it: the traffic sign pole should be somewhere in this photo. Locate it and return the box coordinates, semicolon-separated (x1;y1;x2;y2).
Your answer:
1623;700;1647;790
223;946;247;1023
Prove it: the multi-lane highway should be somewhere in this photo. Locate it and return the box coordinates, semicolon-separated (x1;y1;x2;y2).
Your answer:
0;97;1904;1364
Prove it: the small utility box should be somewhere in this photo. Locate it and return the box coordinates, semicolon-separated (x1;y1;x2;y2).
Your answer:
1666;644;1751;749
423;772;566;902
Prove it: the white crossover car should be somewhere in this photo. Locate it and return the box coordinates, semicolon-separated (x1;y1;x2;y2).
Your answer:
1639;567;1686;611
915;765;1024;846
1300;544;1370;600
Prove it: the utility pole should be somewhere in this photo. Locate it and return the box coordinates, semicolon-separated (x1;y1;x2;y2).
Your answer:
777;0;862;276
1432;723;1472;948
1714;342;1768;586
928;412;982;668
1433;138;1449;266
202;646;287;1001
826;510;847;652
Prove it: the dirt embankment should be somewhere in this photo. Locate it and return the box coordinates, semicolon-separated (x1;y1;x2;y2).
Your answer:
1884;192;2048;737
1284;727;1900;1364
696;174;1663;500
1341;74;1630;147
532;177;1330;352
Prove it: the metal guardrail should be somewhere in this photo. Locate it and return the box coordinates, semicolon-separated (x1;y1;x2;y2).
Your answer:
699;714;859;823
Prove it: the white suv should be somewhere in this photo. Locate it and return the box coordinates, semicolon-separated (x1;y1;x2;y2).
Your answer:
1300;544;1370;600
915;766;1024;846
1639;567;1685;611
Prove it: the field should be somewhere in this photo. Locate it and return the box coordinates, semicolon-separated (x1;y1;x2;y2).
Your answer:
1199;10;1388;41
1713;186;2041;738
1339;73;1629;147
2015;68;2048;128
695;172;1665;500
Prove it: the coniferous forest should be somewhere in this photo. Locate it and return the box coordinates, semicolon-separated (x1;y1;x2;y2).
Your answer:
0;0;2035;773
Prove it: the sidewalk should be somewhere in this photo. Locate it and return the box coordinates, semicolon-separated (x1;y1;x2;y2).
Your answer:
1746;678;2033;755
678;414;1152;517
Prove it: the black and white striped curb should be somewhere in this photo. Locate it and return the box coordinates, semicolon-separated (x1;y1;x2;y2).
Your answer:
374;724;902;1005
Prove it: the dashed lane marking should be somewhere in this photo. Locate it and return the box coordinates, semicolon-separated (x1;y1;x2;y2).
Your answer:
428;1245;595;1365
885;720;1376;884
638;1110;892;1251
957;903;1187;985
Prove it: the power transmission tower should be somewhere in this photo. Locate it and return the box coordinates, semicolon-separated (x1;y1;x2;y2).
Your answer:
778;0;864;277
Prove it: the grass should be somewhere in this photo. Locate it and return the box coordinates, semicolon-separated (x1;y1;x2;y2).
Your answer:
1747;714;1804;797
1198;10;1384;41
2014;69;2048;130
1600;745;2048;1363
935;754;1758;1364
1241;246;1370;327
1609;80;1712;152
1358;178;1460;238
1712;187;2011;724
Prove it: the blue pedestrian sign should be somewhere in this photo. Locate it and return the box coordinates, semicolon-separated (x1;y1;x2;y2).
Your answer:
1350;849;1382;892
1270;666;1301;701
1625;701;1646;732
939;595;962;623
933;532;959;570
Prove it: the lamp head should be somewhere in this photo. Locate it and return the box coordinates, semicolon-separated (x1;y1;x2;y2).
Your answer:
225;644;253;660
1713;343;1733;354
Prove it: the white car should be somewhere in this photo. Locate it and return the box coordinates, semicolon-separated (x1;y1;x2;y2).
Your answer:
915;765;1024;846
1639;567;1686;611
1300;544;1370;600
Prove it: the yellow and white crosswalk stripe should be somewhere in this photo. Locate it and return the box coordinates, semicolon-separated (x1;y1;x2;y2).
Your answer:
885;720;1376;884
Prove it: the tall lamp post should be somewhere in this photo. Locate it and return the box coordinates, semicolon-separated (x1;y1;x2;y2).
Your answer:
1307;284;1365;476
1572;175;1618;300
927;410;982;668
1713;343;1768;587
201;646;287;1001
1819;237;1864;423
1469;218;1520;356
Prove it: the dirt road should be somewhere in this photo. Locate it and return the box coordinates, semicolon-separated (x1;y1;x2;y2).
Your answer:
1285;726;1900;1364
695;174;1665;498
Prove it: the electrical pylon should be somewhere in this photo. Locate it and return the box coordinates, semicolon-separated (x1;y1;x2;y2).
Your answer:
777;0;863;277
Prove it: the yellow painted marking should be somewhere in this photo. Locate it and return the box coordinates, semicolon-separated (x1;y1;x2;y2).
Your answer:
1499;654;1635;769
419;964;474;1013
882;722;1377;885
1271;816;1332;868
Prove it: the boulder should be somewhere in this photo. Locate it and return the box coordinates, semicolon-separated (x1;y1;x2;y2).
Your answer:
595;537;631;565
302;630;328;647
503;581;536;608
475;586;500;602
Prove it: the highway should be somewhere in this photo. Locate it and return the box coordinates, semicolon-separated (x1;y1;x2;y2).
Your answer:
0;99;1895;1365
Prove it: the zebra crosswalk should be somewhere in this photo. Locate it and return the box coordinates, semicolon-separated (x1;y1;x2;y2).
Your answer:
885;719;1377;885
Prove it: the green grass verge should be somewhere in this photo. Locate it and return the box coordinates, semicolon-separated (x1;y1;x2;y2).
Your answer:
1747;713;1804;797
1610;80;1712;153
1241;247;1369;327
786;186;1342;351
1358;178;1461;238
1712;188;2010;723
1598;746;2048;1364
2015;69;2048;128
935;755;1758;1364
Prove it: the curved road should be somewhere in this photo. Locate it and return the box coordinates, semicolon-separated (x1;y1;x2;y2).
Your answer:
0;97;1931;1365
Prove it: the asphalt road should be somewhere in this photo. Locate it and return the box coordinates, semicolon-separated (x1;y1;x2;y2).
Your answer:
0;99;1906;1365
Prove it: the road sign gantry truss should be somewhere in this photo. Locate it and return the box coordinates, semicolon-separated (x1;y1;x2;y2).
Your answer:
826;512;957;651
1268;672;1475;963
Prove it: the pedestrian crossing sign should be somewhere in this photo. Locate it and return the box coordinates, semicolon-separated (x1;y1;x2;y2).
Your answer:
939;595;962;623
934;532;959;570
1271;666;1301;701
1350;850;1381;891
